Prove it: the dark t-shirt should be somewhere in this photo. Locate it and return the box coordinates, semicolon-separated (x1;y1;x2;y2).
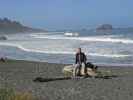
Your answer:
75;52;87;64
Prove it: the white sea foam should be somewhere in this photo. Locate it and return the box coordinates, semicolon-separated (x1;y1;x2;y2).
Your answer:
0;43;131;58
88;53;130;58
31;35;133;44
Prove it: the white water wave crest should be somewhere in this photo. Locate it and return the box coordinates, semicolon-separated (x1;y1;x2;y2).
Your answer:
31;34;133;44
0;43;131;58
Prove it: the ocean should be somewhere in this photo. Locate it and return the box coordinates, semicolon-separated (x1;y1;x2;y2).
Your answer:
0;31;133;66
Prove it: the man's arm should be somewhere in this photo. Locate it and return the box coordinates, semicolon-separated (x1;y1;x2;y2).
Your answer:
75;54;77;64
84;53;87;63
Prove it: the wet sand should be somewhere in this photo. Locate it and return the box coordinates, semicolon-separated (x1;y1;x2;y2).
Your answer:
0;60;133;100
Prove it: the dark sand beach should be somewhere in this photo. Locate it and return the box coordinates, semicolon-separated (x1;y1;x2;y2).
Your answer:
0;60;133;100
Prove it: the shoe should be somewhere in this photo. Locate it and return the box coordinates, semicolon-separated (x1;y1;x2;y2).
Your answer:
83;74;88;78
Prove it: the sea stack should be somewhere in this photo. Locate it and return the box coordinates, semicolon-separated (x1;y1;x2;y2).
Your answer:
96;24;113;32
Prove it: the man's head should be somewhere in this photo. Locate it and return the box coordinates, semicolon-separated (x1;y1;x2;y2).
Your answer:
77;48;81;53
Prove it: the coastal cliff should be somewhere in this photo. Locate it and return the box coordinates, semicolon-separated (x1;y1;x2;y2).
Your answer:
0;18;46;34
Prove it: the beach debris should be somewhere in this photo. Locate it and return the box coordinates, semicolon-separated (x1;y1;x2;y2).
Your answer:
0;57;6;62
63;65;116;79
63;65;97;77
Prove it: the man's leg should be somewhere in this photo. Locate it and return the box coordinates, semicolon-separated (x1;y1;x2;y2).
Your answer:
78;64;81;76
82;63;88;76
73;64;81;76
73;64;79;76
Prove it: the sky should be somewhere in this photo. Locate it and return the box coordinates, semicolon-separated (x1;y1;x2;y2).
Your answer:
0;0;132;30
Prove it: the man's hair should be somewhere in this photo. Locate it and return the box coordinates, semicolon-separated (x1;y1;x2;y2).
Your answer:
78;48;81;50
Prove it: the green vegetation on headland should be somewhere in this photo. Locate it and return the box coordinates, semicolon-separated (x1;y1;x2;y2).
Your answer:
0;18;46;34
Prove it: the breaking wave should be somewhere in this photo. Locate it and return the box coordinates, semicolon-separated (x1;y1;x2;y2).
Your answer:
0;43;131;58
31;34;133;44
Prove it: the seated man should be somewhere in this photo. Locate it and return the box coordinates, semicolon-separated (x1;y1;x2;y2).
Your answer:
73;48;87;76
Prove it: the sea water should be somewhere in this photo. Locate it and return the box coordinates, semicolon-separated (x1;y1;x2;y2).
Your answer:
0;31;133;66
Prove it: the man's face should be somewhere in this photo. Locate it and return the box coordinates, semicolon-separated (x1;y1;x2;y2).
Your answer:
77;48;81;53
